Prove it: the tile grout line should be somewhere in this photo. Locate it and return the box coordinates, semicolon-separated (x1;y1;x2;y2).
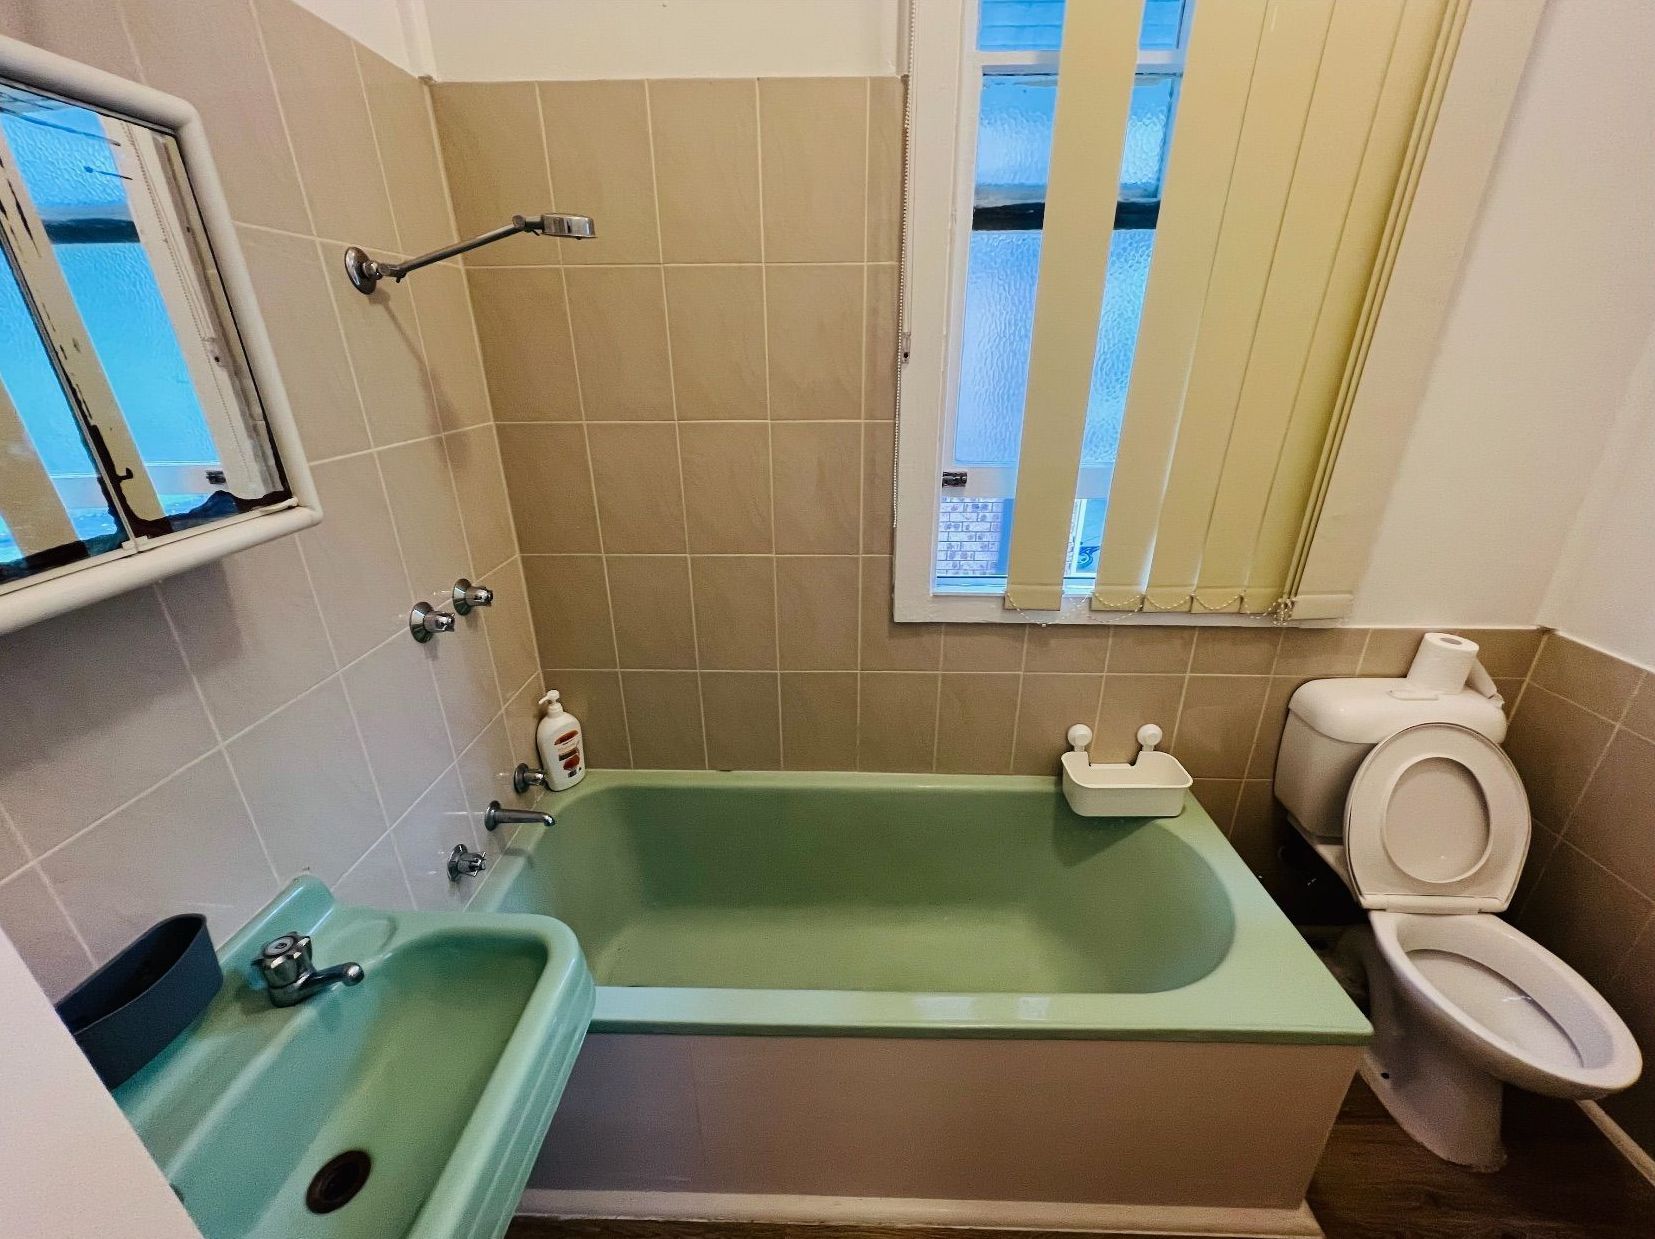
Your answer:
0;797;97;969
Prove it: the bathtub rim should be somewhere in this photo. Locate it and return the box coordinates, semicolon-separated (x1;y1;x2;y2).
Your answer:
470;770;1371;1047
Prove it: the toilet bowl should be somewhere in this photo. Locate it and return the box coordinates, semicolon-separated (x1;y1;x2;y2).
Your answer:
1277;695;1643;1170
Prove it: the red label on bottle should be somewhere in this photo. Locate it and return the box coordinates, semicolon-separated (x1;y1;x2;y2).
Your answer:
555;730;579;745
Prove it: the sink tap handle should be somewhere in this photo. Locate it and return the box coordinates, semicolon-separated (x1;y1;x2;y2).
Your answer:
255;931;311;988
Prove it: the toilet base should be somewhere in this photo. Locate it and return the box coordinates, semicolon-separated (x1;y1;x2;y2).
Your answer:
1344;927;1508;1172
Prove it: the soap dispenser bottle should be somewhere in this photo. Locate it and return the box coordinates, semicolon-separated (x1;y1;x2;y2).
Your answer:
535;690;586;790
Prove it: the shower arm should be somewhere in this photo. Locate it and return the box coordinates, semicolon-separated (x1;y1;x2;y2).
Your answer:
343;212;595;295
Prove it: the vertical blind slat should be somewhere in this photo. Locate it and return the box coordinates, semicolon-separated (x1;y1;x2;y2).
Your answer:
0;373;78;556
1001;0;1145;610
1091;0;1270;611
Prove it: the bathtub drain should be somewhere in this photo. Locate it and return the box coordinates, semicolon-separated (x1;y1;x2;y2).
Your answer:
306;1149;372;1214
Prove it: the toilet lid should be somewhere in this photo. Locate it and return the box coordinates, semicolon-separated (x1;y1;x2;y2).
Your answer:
1344;723;1530;913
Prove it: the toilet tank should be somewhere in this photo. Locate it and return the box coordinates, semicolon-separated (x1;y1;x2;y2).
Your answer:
1274;678;1508;839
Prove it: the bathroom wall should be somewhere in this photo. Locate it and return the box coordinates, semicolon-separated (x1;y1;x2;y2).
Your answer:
0;0;542;1000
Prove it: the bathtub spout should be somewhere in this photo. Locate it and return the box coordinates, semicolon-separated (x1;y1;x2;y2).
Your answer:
483;800;556;832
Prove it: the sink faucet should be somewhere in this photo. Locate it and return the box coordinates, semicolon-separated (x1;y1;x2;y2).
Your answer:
253;933;364;1007
483;800;555;832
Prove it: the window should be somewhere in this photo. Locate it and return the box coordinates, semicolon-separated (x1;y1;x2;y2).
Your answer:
938;0;1191;593
896;0;1527;623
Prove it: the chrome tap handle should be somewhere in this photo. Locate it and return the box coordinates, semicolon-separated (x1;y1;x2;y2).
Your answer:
447;843;488;881
409;602;457;642
452;578;494;615
512;762;549;795
255;932;310;988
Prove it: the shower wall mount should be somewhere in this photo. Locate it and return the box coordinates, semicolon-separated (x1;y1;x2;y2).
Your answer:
343;211;596;295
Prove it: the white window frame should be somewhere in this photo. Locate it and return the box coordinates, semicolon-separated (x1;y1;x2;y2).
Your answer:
0;34;321;636
892;0;1544;625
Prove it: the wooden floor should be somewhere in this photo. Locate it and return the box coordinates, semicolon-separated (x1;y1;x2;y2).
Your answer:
508;1080;1655;1239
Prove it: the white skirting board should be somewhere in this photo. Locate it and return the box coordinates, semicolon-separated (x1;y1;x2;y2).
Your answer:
514;1190;1326;1239
1580;1100;1655;1188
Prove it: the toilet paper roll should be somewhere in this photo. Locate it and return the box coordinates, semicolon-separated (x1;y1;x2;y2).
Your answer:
1406;632;1479;695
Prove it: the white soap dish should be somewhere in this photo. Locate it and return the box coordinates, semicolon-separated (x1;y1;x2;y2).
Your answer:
1060;723;1191;819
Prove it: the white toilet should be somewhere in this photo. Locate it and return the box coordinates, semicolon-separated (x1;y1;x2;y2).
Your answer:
1275;665;1642;1171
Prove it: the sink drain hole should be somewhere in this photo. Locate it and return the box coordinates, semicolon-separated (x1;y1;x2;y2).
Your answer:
306;1149;372;1214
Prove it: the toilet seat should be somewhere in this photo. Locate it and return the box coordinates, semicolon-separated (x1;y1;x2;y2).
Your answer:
1369;910;1641;1099
1344;723;1529;913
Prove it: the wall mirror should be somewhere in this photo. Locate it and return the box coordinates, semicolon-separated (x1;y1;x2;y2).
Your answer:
0;37;318;634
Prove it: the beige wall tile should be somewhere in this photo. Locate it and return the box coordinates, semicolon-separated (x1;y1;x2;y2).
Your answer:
768;265;863;420
430;82;555;265
1357;628;1427;676
226;680;383;883
1517;843;1651;990
0;590;216;854
496;423;600;554
1603;923;1655;1150
1564;731;1655;898
1191;779;1243;831
1096;674;1186;763
936;674;1019;774
860;556;941;671
329;247;441;444
255;0;394;247
333;833;415;911
543;669;629;768
773;422;860;554
759;78;866;263
693;557;777;670
541;81;660;264
781;672;859;770
609;556;697;669
459;716;534;860
41;754;274;959
160;538;335;737
702;673;782;770
1275;627;1367;677
123;0;309;232
356;46;453;256
427;598;505;749
0;820;23;883
445;426;517;573
864;263;900;420
1461;627;1545;679
342;635;452;821
1174;675;1269;781
411;263;492;431
525;555;616;668
941;625;1026;672
587;423;688;553
777;557;860;670
666;266;767;420
623;671;705;768
300;454;412;663
0;0;139;77
1531;633;1645;720
859;673;940;772
1505;685;1617;827
649;79;761;263
862;421;895;554
0;869;94;999
1624;676;1655;743
1024;626;1110;673
566;266;675;419
1249;676;1303;779
680;422;772;553
1108;627;1195;674
866;78;905;263
483;560;541;700
1229;780;1296;891
391;768;474;911
1013;674;1101;774
379;437;471;600
468;267;581;421
237;227;369;461
1191;628;1281;675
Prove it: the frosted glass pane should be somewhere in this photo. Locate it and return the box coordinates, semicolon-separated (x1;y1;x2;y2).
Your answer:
1082;229;1155;467
978;0;1189;52
0;255;97;476
57;244;219;465
0;97;123;213
936;497;1013;579
956;230;1040;467
976;75;1173;207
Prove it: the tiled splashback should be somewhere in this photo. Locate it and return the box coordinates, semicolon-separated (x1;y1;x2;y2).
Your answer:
1500;635;1655;1154
0;0;541;999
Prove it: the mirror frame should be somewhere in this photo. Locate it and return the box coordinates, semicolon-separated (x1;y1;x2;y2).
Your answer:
0;34;321;636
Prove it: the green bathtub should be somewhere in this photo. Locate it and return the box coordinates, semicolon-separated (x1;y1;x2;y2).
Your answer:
470;770;1368;1046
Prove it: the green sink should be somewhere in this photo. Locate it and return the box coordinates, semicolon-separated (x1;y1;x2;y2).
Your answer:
115;878;593;1239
